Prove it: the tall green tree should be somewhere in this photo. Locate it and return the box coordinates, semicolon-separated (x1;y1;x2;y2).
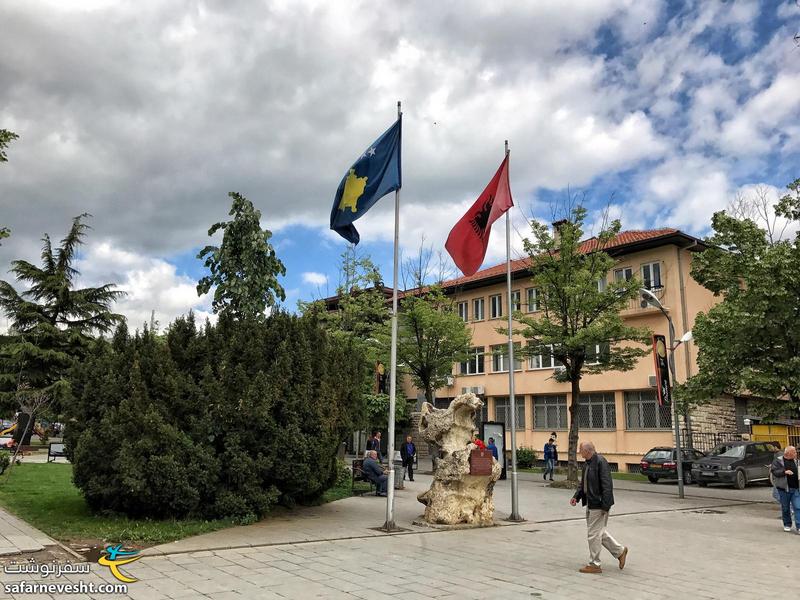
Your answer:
517;207;649;482
0;128;17;243
390;286;471;404
681;179;800;415
197;192;286;320
0;129;18;163
0;214;124;415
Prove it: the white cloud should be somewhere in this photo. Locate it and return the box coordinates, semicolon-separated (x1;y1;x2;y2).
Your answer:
301;271;328;286
75;241;215;331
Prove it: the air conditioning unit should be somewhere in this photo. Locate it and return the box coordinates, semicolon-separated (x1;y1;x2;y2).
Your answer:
446;376;455;387
461;386;485;395
648;375;657;387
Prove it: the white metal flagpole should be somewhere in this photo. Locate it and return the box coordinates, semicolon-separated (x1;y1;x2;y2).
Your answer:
384;100;402;531
505;139;523;522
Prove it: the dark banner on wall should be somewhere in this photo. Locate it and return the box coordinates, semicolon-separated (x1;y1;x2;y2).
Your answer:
652;334;671;407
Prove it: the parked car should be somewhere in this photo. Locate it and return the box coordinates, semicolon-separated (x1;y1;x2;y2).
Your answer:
640;447;705;484
692;441;782;489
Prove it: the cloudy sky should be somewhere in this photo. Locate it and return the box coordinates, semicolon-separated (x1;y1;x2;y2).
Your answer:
1;0;798;329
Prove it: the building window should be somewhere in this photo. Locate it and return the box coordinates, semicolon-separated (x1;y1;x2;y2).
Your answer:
457;301;468;322
641;262;662;290
460;347;485;375
490;294;503;319
585;342;611;365
491;343;522;373
473;298;485;321
597;276;607;291
533;395;567;430
577;393;616;429
624;390;672;429
494;397;525;430
528;344;563;370
511;290;521;312
614;267;633;282
526;287;538;312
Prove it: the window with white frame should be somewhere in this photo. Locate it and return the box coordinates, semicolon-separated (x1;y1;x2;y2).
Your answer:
460;347;485;375
511;290;521;312
526;287;538;312
489;294;503;319
614;267;633;282
494;396;526;430
624;390;672;429
577;393;616;429
585;342;611;365
527;344;563;370
597;276;607;291
533;395;567;430
641;262;662;290
473;297;485;321
457;301;468;322
491;343;522;373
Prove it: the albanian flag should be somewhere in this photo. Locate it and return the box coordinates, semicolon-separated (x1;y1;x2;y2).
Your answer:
445;155;513;276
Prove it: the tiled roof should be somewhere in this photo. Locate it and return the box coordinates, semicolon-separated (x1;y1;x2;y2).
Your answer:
439;228;682;289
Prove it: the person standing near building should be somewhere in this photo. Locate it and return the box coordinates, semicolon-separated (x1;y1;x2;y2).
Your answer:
569;441;628;574
366;431;382;462
543;438;556;481
771;445;800;532
400;434;416;482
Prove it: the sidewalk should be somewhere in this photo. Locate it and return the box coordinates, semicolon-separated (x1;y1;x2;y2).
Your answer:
0;505;52;556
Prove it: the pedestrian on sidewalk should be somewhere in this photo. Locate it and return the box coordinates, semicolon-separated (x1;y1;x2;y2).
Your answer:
401;434;416;482
366;431;382;462
543;438;556;481
771;445;800;532
569;441;628;574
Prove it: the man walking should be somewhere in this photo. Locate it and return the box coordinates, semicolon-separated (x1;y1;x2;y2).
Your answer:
366;431;382;462
569;441;628;574
400;434;416;481
543;437;556;481
771;445;800;532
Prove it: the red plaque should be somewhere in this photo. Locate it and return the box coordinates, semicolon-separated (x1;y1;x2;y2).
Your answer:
469;448;493;476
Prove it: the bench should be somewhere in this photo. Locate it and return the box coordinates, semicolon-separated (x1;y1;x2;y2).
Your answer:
351;459;376;495
47;442;67;463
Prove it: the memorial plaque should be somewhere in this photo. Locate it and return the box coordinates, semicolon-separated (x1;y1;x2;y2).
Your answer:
469;448;493;476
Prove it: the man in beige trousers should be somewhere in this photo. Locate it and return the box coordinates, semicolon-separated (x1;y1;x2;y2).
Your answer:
570;442;628;574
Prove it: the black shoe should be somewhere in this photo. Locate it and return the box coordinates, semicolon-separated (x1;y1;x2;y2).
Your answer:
410;478;414;482
549;477;554;481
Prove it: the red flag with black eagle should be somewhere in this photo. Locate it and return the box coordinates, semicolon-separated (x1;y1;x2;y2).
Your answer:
445;155;513;276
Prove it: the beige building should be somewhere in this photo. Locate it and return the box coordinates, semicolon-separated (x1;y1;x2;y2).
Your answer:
415;227;748;472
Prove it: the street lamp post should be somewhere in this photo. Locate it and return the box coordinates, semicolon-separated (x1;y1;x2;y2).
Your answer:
640;288;687;499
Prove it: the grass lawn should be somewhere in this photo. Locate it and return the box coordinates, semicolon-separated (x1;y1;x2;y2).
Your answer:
0;463;366;546
519;467;647;482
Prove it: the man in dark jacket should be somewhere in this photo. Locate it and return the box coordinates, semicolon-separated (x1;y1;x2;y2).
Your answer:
366;431;382;462
400;434;416;481
771;445;799;532
362;450;388;496
570;441;628;574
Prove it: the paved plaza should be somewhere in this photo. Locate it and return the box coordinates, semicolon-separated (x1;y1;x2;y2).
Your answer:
0;473;795;600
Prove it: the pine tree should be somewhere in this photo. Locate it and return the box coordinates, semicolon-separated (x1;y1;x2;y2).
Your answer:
0;215;124;418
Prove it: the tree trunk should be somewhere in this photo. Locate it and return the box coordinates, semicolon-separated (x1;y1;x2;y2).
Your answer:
567;376;581;482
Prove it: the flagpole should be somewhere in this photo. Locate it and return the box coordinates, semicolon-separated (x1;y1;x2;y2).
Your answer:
384;100;401;532
505;139;523;522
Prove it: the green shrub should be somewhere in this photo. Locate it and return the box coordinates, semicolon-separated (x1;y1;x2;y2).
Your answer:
0;452;9;475
67;312;365;520
516;447;537;469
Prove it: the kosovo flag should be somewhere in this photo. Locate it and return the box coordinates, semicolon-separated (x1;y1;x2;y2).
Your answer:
330;118;402;244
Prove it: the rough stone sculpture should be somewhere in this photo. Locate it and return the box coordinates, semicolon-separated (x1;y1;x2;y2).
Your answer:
417;393;501;525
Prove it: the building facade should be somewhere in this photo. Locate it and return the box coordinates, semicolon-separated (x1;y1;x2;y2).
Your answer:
421;228;746;472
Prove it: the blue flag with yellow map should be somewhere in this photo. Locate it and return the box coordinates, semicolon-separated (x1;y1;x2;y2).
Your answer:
330;118;402;244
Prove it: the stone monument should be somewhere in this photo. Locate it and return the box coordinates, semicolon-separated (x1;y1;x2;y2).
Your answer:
416;393;501;525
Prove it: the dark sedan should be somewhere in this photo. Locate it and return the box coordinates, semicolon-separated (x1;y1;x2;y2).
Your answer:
640;447;705;484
